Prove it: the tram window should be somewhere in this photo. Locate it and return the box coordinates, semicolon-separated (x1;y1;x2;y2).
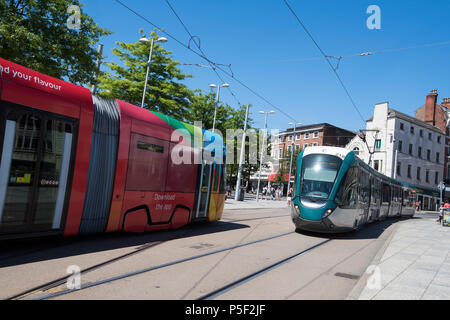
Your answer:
137;141;164;153
299;154;342;200
371;178;380;206
358;169;370;206
213;164;220;191
336;166;358;208
403;190;409;206
219;163;226;194
381;183;391;205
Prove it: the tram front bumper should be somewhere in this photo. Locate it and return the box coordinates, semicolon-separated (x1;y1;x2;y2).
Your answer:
291;204;353;233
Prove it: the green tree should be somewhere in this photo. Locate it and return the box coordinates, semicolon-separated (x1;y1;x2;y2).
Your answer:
0;0;111;84
98;31;193;120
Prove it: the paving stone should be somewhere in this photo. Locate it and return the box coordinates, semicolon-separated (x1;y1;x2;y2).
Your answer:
358;215;450;300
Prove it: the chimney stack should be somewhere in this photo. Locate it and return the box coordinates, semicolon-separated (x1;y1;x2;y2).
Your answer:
425;89;438;126
442;97;450;109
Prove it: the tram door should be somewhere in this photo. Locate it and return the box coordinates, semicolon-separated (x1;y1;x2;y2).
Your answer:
0;107;75;235
195;158;213;219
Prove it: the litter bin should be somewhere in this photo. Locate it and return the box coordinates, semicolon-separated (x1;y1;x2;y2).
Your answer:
237;187;245;201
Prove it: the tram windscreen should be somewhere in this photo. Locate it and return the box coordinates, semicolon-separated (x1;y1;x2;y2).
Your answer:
299;154;342;199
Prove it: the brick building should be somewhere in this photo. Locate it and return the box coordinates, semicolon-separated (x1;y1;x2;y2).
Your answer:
414;89;450;183
269;123;355;184
272;123;355;161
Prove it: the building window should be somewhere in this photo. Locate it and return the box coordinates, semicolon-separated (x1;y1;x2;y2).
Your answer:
295;144;300;151
313;131;319;138
288;135;292;142
397;162;401;177
410;126;414;134
312;142;318;146
436;171;439;185
353;147;360;155
400;123;404;130
436;152;440;163
409;144;413;155
407;165;412;178
420;129;423;137
398;140;402;152
417;167;421;181
438;136;441;144
279;137;283;143
287;145;292;152
305;133;310;139
296;134;301;140
427;149;431;161
304;143;308;148
375;139;381;150
279;149;283;159
429;132;432;140
418;146;422;158
426;170;430;183
374;160;379;172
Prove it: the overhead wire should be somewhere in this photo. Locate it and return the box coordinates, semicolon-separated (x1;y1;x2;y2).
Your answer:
164;0;243;109
282;0;367;125
114;0;299;122
230;40;450;66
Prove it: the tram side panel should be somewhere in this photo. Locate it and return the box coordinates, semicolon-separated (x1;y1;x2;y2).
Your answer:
116;101;199;233
0;58;94;238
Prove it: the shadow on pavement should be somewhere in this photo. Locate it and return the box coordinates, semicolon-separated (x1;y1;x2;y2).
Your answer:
295;216;416;240
0;220;250;268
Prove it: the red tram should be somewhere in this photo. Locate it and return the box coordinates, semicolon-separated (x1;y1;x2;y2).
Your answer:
0;58;226;240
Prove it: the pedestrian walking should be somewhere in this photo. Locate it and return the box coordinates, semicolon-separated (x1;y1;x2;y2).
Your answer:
270;186;276;201
262;186;267;200
287;187;293;206
438;203;445;224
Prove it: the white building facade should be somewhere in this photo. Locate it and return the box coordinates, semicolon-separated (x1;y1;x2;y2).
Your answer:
346;102;445;210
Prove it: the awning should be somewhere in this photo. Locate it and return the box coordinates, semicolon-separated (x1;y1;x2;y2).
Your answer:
268;173;294;183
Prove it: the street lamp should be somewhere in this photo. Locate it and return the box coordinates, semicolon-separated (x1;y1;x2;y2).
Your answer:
256;110;275;201
140;36;168;108
287;122;302;194
209;83;229;131
235;104;250;201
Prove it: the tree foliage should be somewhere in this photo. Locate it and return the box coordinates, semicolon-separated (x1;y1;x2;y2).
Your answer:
0;0;111;84
97;31;193;120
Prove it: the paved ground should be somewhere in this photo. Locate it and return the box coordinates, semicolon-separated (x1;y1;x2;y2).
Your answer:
349;212;450;300
0;208;403;300
224;194;289;210
3;208;443;300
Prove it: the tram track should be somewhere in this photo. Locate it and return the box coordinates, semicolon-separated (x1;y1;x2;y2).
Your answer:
11;230;297;300
6;239;165;300
0;213;288;267
221;213;290;223
197;239;333;300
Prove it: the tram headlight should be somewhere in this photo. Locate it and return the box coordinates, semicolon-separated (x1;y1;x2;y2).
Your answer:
323;208;335;218
294;204;300;216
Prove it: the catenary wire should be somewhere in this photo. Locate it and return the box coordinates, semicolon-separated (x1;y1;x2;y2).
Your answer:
230;40;450;66
114;0;299;123
282;0;366;125
164;0;243;109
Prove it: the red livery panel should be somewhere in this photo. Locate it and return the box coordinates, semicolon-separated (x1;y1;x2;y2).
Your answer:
0;58;225;240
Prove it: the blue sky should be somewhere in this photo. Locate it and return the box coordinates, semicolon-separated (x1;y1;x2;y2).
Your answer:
81;0;450;133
